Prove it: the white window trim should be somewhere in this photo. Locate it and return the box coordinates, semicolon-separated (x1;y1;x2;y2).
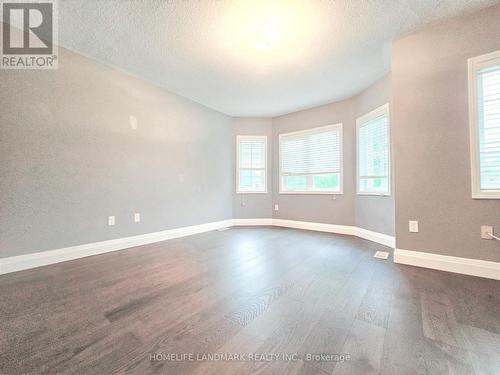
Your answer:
468;50;500;199
236;135;268;194
279;124;343;195
356;103;391;196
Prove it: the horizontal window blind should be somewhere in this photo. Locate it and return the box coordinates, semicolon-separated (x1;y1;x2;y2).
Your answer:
280;124;342;193
477;66;500;191
237;136;267;193
281;126;341;175
239;140;265;169
357;105;390;194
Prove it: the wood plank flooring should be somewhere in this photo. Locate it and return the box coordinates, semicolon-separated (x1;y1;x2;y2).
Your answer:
0;226;499;374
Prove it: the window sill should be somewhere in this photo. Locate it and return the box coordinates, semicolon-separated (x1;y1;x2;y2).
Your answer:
356;192;391;197
236;191;268;194
472;193;500;199
279;191;343;195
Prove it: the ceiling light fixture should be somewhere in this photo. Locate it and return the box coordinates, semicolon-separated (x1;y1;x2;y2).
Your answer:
255;20;281;52
215;0;321;64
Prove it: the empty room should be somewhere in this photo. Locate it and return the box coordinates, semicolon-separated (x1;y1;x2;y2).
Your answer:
1;0;500;374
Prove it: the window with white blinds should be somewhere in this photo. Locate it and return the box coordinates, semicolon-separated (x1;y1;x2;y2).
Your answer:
236;136;267;193
356;104;390;195
279;124;342;193
469;51;500;198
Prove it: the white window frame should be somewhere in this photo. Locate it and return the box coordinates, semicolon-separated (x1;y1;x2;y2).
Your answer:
236;135;267;194
468;50;500;199
279;124;343;195
356;103;391;196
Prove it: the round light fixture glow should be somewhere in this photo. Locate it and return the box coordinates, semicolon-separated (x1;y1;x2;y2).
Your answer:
255;18;281;52
215;0;321;64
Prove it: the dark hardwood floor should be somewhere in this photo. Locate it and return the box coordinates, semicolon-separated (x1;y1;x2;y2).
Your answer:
0;226;499;374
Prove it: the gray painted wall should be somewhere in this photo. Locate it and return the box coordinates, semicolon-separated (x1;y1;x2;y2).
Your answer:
353;75;395;236
269;76;394;235
232;118;273;219
271;100;356;225
392;5;500;262
0;47;233;258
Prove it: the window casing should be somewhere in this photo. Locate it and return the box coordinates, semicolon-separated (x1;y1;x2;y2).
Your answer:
236;136;267;193
469;50;500;198
356;104;391;195
279;124;343;194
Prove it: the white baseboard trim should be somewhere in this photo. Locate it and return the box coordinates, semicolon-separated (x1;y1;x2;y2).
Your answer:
394;248;500;280
232;218;274;226
271;219;355;236
2;218;495;281
0;218;395;276
354;227;396;248
0;220;232;275
235;218;395;248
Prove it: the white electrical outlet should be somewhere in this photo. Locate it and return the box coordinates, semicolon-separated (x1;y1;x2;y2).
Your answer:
108;216;115;226
274;204;279;211
129;115;138;130
481;226;493;239
409;220;418;233
134;213;141;223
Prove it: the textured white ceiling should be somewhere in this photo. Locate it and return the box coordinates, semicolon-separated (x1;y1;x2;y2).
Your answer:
59;0;500;117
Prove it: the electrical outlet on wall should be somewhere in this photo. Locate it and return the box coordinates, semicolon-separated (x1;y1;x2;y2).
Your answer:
134;213;141;223
129;115;138;130
409;220;418;233
274;204;279;211
481;226;493;239
108;216;115;226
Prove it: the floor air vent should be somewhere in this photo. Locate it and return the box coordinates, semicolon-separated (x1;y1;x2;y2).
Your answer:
373;251;389;260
